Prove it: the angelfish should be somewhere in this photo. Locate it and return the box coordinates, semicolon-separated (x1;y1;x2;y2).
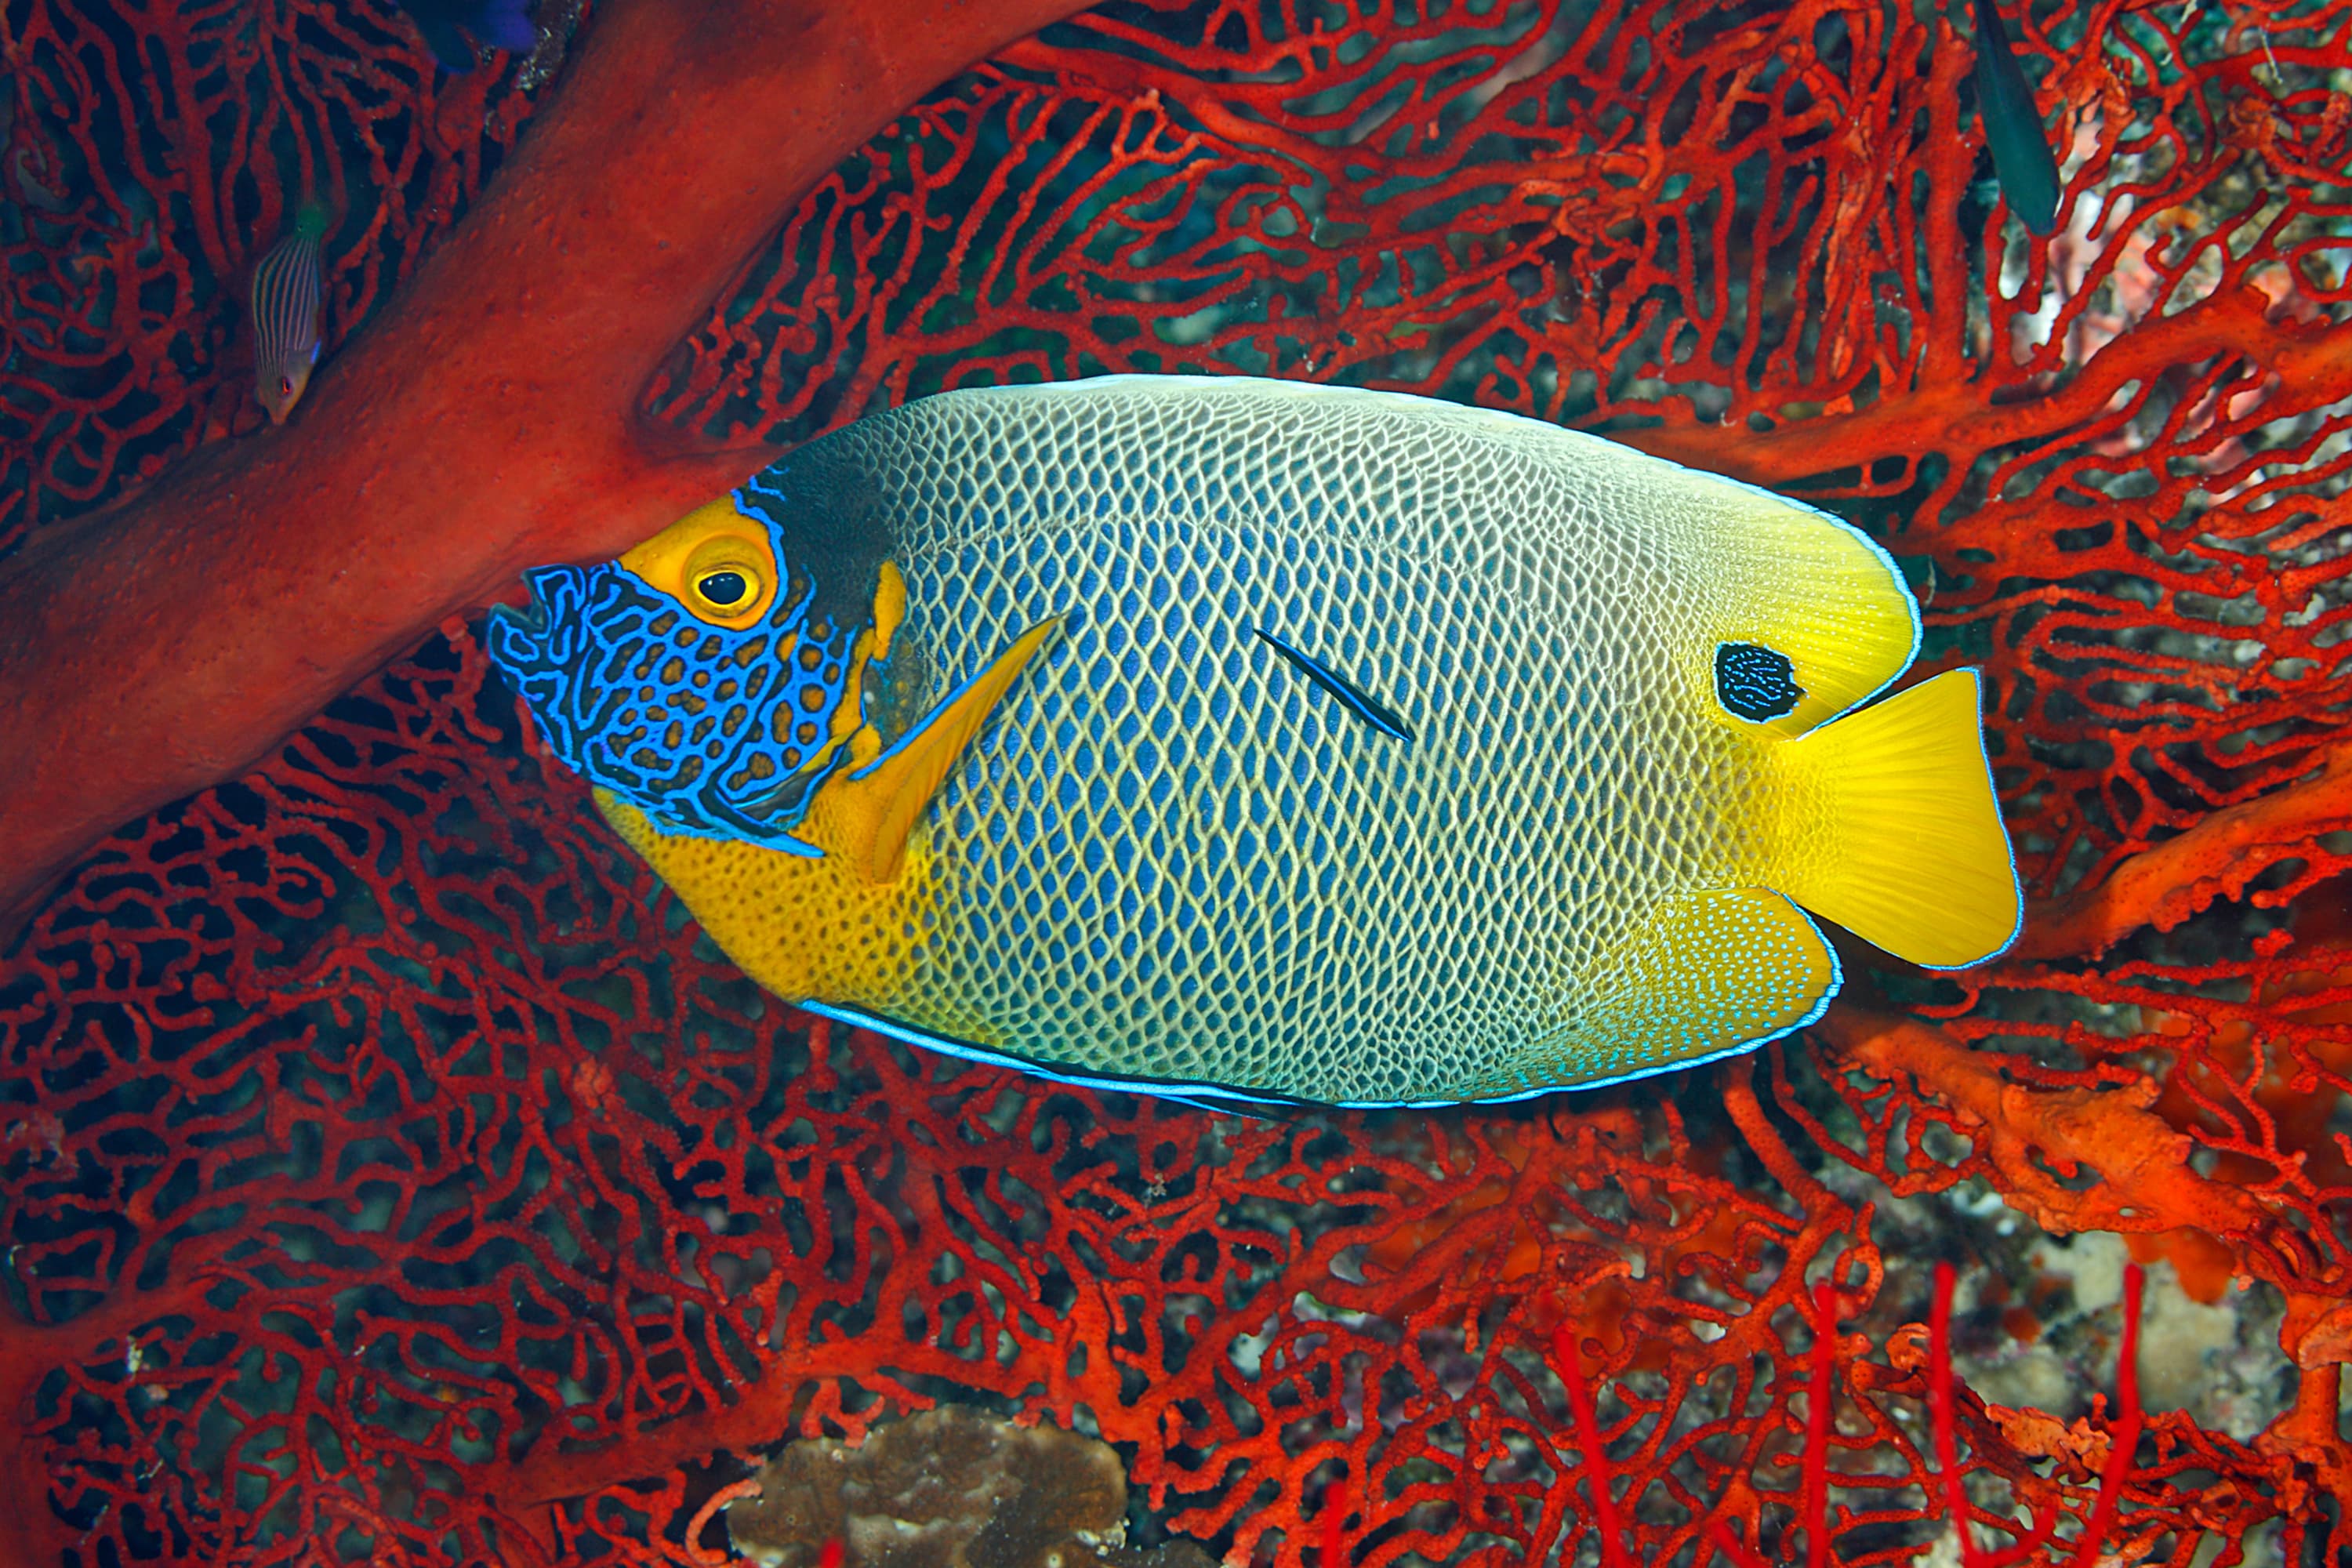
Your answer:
251;207;328;426
1970;0;2063;234
486;376;2024;1108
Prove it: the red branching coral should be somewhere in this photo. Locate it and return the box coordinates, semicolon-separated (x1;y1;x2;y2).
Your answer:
0;0;563;550
0;0;1097;924
6;0;2352;1565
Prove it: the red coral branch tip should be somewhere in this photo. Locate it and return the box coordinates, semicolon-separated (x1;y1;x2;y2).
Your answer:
684;1477;764;1566
1929;1261;1984;1568
820;1538;844;1568
1929;1258;2146;1568
2063;1263;2145;1568
1803;1283;1838;1568
1705;1519;1768;1568
1320;1479;1347;1568
1551;1323;1632;1568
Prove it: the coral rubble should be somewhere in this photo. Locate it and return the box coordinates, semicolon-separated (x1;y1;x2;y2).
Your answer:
725;1407;1214;1568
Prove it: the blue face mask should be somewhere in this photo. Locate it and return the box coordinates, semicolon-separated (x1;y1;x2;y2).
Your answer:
485;490;882;855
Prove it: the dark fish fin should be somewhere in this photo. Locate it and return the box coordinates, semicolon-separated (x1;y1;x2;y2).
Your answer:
1251;627;1415;742
466;0;539;53
1968;0;2061;234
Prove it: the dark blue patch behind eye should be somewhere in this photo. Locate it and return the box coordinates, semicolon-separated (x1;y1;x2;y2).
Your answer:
1716;641;1803;722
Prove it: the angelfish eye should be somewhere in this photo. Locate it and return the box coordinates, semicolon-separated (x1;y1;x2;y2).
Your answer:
622;503;784;628
696;570;748;606
677;538;771;622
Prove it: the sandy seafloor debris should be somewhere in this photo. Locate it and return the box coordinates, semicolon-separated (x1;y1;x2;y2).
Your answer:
725;1406;1220;1568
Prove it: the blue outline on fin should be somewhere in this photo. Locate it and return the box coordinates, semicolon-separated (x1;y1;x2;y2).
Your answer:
798;906;1842;1111
1162;1094;1301;1123
1251;626;1414;742
1331;899;1846;1109
1683;470;1924;729
798;1001;1301;1108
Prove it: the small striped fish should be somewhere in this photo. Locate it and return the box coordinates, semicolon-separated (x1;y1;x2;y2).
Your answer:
252;208;327;425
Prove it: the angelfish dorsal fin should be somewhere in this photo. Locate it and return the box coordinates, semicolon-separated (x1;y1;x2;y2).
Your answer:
808;615;1062;883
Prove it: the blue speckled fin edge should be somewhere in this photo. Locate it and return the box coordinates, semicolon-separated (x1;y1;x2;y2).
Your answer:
799;900;1841;1112
797;1000;1303;1109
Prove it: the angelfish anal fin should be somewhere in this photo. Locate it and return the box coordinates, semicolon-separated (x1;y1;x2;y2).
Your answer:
811;615;1063;884
1559;887;1840;1081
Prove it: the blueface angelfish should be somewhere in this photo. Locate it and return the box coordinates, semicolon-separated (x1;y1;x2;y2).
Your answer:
487;377;2024;1108
251;207;327;425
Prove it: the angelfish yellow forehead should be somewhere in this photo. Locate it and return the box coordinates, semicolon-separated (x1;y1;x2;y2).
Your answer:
618;498;782;630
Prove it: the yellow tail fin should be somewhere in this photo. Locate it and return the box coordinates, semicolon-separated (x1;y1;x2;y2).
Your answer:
1768;670;2022;967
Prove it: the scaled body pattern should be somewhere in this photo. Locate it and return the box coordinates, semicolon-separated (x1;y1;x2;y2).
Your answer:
488;376;2020;1105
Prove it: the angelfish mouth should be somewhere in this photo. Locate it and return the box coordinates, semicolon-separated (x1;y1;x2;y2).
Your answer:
487;597;546;638
484;565;597;691
488;565;587;644
483;597;550;680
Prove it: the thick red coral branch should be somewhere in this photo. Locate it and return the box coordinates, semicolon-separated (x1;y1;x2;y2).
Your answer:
0;0;1095;927
2016;742;2352;960
1619;278;2349;489
1814;1008;2292;1265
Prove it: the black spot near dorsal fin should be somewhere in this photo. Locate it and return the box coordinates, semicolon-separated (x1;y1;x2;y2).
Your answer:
1716;641;1804;722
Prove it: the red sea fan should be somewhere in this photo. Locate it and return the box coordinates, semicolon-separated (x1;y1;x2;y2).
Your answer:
4;0;2351;1566
0;0;568;550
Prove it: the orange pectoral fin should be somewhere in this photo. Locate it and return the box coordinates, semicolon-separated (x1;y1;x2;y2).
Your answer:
804;615;1062;884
